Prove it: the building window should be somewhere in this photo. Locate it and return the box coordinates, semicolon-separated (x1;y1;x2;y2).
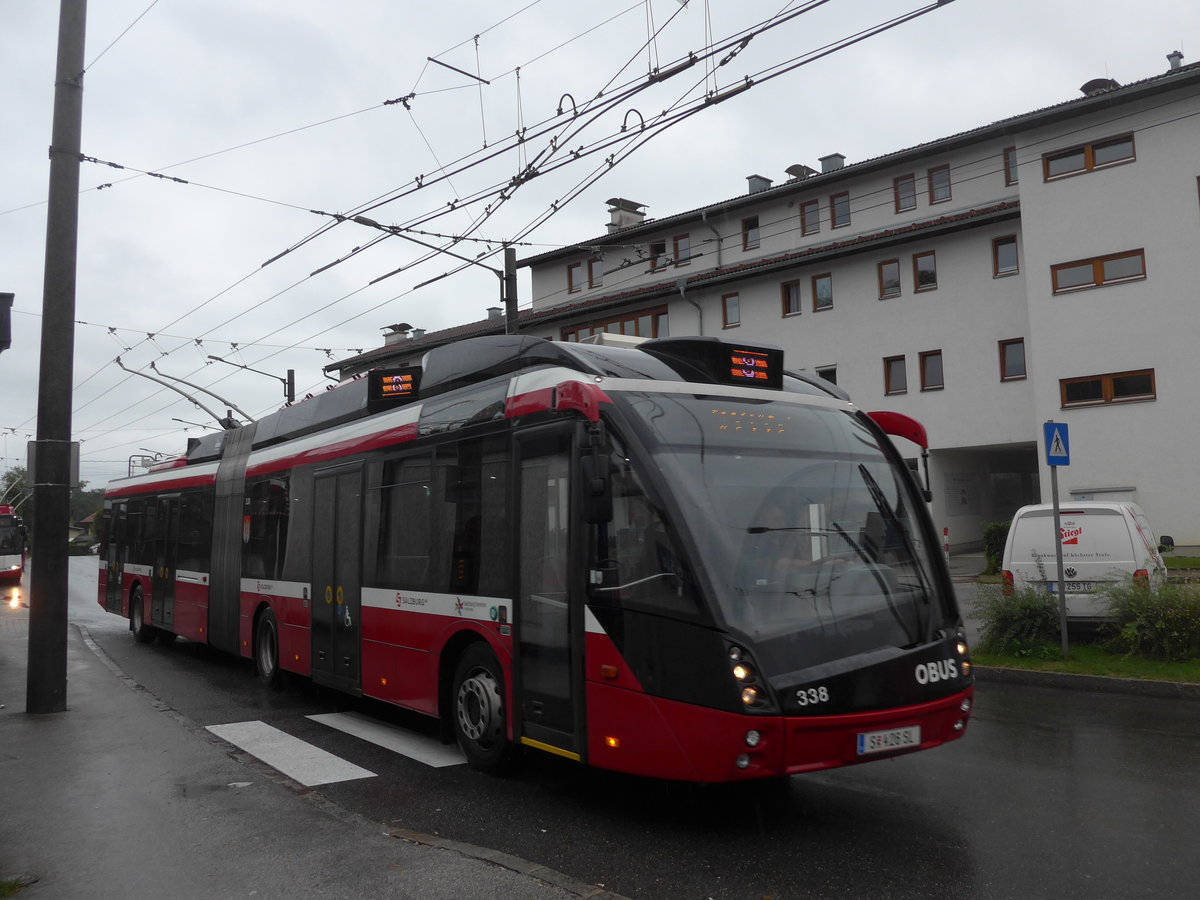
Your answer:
561;307;668;342
993;235;1019;276
913;251;937;291
800;199;820;235
567;262;582;293
884;356;907;395
812;273;833;311
1003;146;1019;185
999;338;1026;381
894;174;916;212
673;233;691;266
781;280;802;317
816;365;837;385
1051;249;1145;293
587;257;603;288
928;164;951;203
722;293;741;328
878;259;901;299
649;240;669;272
1060;369;1155;408
830;192;850;228
742;216;760;251
919;350;944;391
1043;134;1135;180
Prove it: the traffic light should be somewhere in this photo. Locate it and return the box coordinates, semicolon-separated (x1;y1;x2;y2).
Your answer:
0;292;12;353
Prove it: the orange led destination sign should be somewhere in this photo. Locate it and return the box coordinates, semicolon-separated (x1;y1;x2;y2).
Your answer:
367;366;422;413
724;346;783;389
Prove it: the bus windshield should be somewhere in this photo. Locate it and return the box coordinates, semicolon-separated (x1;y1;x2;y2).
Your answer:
613;391;947;678
0;516;22;554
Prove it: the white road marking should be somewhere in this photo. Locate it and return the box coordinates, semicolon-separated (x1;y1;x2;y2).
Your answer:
307;712;466;768
206;720;376;786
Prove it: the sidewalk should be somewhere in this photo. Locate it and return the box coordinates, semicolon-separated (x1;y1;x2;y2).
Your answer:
0;602;623;900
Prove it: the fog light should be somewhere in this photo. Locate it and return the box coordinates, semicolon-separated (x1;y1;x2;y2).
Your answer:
960;698;972;713
745;730;762;748
954;719;965;732
735;753;750;770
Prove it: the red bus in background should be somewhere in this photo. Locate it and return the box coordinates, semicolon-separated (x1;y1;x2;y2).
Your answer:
0;504;27;583
98;333;973;782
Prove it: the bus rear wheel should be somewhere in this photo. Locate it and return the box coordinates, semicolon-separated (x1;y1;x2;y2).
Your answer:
452;643;515;774
255;607;283;690
130;587;155;644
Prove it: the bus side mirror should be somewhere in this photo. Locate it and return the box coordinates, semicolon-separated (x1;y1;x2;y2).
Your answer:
579;454;612;524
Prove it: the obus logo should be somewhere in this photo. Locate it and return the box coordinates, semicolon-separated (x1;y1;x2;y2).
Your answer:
914;658;958;684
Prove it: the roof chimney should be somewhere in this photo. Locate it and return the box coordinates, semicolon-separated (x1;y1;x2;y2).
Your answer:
746;174;772;193
605;198;647;233
818;153;845;174
411;328;426;339
487;306;503;319
1168;50;1184;70
381;322;412;346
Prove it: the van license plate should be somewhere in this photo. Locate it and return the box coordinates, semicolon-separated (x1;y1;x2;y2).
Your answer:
856;725;921;756
1047;582;1095;593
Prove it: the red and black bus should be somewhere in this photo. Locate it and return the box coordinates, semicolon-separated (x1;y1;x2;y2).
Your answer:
1;504;26;583
98;333;973;782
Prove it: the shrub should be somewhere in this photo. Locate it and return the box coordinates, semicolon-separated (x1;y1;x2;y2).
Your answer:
971;582;1061;657
981;520;1010;575
1103;580;1200;662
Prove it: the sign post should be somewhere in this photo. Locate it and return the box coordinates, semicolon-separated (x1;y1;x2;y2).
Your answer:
1043;421;1071;659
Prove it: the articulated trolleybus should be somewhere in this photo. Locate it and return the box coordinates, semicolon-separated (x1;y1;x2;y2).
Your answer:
98;334;973;782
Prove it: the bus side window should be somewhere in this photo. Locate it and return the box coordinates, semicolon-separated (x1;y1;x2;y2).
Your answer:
377;456;436;590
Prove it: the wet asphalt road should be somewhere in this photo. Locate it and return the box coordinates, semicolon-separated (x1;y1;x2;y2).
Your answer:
65;558;1200;899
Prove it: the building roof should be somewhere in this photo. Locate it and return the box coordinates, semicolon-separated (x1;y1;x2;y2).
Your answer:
518;58;1200;268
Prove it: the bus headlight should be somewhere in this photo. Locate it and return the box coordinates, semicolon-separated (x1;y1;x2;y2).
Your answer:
732;663;753;682
726;643;775;712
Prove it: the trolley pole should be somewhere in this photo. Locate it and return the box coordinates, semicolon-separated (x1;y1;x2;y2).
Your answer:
27;0;88;714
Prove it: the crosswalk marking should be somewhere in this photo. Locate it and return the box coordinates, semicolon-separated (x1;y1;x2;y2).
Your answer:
206;720;377;787
307;712;466;768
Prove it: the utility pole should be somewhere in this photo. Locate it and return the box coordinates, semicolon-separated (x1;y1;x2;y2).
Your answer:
27;0;87;714
504;246;518;335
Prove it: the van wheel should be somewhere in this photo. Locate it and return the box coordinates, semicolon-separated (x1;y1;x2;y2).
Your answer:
452;643;515;774
130;587;155;644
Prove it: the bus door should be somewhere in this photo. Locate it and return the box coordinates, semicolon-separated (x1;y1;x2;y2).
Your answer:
151;495;180;630
514;428;583;761
311;464;363;694
104;501;126;613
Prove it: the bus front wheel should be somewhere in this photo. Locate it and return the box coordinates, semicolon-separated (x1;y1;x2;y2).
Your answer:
255;607;283;690
130;587;154;644
452;643;515;774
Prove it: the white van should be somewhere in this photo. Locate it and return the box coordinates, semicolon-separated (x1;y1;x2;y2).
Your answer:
1001;501;1170;622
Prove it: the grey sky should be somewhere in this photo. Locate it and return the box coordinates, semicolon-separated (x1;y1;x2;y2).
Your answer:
2;0;1196;486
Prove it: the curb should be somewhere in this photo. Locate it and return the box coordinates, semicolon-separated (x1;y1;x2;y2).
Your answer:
973;664;1200;701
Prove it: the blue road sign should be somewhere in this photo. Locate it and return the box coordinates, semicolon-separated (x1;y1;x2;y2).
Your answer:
1044;422;1070;466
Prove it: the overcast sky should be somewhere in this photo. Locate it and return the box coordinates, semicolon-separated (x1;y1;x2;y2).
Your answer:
2;0;1197;488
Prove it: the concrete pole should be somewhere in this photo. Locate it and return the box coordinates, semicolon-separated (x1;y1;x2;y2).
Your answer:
27;0;88;714
504;247;518;335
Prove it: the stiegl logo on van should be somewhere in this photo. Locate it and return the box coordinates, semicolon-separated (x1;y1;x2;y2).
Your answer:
1061;525;1083;545
915;659;958;684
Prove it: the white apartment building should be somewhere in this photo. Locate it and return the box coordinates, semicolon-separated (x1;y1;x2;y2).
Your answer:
329;55;1200;548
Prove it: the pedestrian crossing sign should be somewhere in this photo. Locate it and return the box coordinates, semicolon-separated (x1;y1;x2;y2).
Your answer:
1043;422;1070;466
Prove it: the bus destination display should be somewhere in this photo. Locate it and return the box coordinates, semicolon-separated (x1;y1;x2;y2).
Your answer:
725;346;783;389
367;366;422;412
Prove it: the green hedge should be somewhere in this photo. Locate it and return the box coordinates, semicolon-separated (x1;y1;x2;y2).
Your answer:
1103;580;1200;662
981;520;1010;575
